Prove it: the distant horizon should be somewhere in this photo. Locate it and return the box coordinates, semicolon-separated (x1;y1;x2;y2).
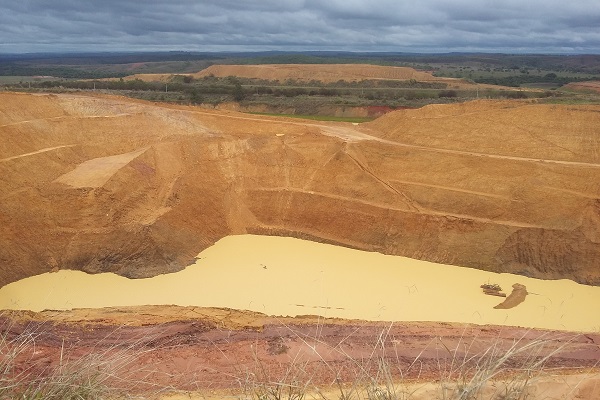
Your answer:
1;50;599;57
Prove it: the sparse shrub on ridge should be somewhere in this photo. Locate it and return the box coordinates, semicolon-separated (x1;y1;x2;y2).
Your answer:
505;91;529;99
234;321;591;400
438;90;458;98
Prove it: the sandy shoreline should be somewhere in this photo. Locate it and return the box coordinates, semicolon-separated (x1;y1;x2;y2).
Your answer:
1;234;599;332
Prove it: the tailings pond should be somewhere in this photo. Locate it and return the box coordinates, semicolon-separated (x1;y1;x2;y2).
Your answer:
1;235;599;332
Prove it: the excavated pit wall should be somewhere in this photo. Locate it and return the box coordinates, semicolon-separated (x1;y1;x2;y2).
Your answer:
1;93;599;287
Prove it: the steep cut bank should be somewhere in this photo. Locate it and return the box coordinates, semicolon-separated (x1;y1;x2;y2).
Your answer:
1;93;599;286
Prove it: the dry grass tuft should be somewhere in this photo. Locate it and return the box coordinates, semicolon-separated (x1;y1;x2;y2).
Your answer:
0;317;157;399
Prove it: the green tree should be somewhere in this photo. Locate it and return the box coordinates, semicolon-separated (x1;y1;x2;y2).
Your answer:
233;83;245;101
190;88;203;104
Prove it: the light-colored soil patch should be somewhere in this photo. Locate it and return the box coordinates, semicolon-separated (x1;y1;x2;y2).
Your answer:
54;147;148;188
119;63;518;91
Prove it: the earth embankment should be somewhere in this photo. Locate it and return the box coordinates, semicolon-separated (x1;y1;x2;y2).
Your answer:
1;93;599;286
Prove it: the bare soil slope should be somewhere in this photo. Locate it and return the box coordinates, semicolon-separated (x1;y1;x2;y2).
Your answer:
119;64;452;83
1;93;599;287
565;80;600;93
193;64;450;83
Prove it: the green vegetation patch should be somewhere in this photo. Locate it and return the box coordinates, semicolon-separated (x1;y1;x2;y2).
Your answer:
248;112;374;123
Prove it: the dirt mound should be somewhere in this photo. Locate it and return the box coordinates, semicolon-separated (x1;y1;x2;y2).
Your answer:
193;64;453;83
1;93;599;287
565;80;600;93
115;64;509;90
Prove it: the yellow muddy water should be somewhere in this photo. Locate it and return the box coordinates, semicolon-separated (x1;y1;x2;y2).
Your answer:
1;235;599;332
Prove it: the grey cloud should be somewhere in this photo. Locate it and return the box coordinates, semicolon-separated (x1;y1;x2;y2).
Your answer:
0;0;598;53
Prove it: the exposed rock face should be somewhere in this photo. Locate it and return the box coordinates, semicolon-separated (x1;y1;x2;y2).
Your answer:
1;93;599;286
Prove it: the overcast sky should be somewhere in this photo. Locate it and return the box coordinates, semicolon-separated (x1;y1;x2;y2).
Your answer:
1;0;599;54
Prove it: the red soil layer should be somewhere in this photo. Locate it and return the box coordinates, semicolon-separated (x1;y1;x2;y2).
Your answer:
2;306;599;394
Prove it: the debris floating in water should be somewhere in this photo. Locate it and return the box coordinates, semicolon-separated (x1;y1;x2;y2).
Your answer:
494;283;529;309
481;283;507;297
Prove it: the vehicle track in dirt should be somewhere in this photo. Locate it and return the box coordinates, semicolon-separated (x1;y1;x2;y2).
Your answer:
0;144;76;162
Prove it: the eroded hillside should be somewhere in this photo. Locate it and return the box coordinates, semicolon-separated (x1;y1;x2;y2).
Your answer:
1;92;599;286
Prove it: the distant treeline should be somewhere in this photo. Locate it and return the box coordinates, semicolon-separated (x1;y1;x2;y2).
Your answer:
12;74;448;92
0;51;221;65
9;76;556;106
2;52;599;78
26;79;227;96
472;74;599;87
0;64;128;79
